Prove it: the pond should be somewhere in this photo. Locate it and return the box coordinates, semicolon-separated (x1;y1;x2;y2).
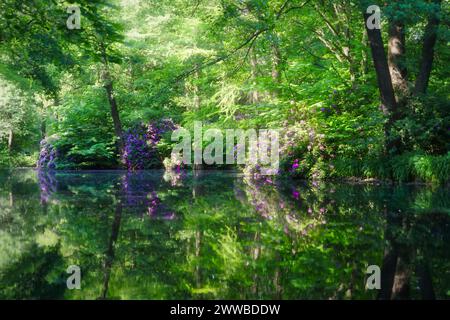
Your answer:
0;169;449;300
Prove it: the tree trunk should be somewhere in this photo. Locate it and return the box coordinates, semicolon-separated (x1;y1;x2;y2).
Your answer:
104;76;123;152
251;231;260;296
391;255;412;299
378;245;398;299
100;43;123;153
272;252;283;299
195;230;202;290
388;21;408;94
391;214;414;300
343;17;356;83
364;13;397;117
41;120;46;140
193;65;201;109
7;129;13;152
378;209;399;300
249;48;260;103
101;201;122;299
363;12;398;152
361;30;370;76
415;0;442;95
271;43;281;83
271;33;282;97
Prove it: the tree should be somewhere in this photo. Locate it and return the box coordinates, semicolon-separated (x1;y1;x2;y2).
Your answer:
415;0;443;95
387;2;408;95
362;3;398;150
0;75;37;153
64;0;126;152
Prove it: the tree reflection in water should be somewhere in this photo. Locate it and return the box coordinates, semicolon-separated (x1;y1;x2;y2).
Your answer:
0;169;448;300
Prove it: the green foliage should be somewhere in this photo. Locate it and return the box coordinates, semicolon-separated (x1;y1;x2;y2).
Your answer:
391;95;450;154
391;152;450;184
0;149;10;168
50;88;119;169
0;0;448;184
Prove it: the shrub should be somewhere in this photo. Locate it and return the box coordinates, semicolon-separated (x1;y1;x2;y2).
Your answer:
0;148;10;168
391;153;450;184
10;152;38;167
122;118;177;171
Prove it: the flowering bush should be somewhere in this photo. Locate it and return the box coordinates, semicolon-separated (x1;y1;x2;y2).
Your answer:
163;152;185;173
122;126;153;171
122;118;177;171
37;139;57;170
163;153;186;186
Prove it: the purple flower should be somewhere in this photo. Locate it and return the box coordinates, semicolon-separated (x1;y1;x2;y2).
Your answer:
38;140;57;170
122;119;177;171
291;159;300;171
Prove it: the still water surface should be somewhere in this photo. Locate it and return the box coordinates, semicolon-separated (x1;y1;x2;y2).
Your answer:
0;169;449;299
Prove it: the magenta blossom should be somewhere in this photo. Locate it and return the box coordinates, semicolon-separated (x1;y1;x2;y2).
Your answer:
291;159;300;171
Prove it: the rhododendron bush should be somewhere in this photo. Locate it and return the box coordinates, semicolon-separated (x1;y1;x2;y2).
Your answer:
122;119;177;171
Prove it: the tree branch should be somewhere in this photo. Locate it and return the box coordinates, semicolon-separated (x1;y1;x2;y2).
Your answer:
175;28;268;81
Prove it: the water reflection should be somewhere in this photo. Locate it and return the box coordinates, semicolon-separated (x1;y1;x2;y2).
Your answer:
0;169;449;300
